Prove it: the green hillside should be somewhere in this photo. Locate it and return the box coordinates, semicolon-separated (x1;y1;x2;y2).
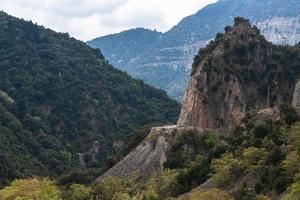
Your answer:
0;11;180;186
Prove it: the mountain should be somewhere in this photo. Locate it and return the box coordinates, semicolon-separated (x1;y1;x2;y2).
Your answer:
88;0;300;101
88;28;163;72
91;18;300;200
97;17;300;179
178;17;300;131
1;16;300;200
0;11;180;186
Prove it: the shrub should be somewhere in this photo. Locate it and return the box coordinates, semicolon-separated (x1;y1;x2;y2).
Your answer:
279;104;299;125
282;151;300;178
211;153;245;187
253;124;270;138
66;184;92;200
233;183;256;200
145;169;178;199
181;188;233;200
203;130;220;149
243;147;267;173
92;177;130;200
174;156;210;195
274;176;289;193
0;178;62;200
284;181;300;200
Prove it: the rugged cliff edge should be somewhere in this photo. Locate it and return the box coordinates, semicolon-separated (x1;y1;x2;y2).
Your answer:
178;18;300;131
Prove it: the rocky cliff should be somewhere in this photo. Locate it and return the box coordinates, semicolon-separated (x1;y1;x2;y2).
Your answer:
93;18;300;200
178;18;300;131
98;18;300;181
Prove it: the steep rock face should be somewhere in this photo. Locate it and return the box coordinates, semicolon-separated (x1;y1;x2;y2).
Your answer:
97;126;201;180
292;79;300;113
177;46;245;130
178;18;300;131
97;20;300;189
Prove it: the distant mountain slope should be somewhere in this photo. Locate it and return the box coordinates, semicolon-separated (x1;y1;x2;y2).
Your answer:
88;0;300;101
0;11;180;186
89;28;162;72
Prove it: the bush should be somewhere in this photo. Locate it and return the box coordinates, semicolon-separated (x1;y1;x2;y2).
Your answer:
203;131;220;149
181;188;233;200
57;169;95;186
274;176;289;193
65;184;92;200
144;170;178;199
282;151;300;178
279;104;299;125
253;124;270;138
284;181;300;200
174;156;210;195
0;178;62;200
233;183;256;200
92;177;130;200
164;130;203;169
211;153;245;187
234;17;250;25
243;147;267;173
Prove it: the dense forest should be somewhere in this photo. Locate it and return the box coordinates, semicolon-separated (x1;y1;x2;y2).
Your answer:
1;104;299;200
0;11;180;186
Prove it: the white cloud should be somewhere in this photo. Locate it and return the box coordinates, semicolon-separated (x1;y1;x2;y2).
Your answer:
0;0;217;41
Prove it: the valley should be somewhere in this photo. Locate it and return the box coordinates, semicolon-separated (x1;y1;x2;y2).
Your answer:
0;0;299;200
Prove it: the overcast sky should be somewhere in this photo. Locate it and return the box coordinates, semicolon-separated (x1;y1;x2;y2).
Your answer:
0;0;218;41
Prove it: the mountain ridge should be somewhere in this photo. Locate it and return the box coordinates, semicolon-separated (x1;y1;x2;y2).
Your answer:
88;0;300;101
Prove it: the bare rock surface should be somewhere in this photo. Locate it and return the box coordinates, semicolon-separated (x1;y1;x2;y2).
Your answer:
177;19;299;132
97;125;201;181
251;107;280;124
292;79;300;113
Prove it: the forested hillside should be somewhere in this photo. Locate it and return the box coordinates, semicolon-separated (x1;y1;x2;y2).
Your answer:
0;11;180;186
41;18;300;200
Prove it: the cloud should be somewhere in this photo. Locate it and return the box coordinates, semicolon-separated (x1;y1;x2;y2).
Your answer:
49;0;129;17
0;0;217;41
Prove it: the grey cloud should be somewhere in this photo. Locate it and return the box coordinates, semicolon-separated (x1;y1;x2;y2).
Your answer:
0;0;217;41
49;0;129;17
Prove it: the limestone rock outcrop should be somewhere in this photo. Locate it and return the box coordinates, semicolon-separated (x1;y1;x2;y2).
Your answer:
97;126;201;181
177;18;299;132
292;79;300;113
98;18;300;182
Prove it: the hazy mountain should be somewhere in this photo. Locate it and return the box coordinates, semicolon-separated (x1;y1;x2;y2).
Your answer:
89;28;163;72
88;0;300;101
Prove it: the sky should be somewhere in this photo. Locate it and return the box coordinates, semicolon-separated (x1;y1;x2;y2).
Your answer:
0;0;218;41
